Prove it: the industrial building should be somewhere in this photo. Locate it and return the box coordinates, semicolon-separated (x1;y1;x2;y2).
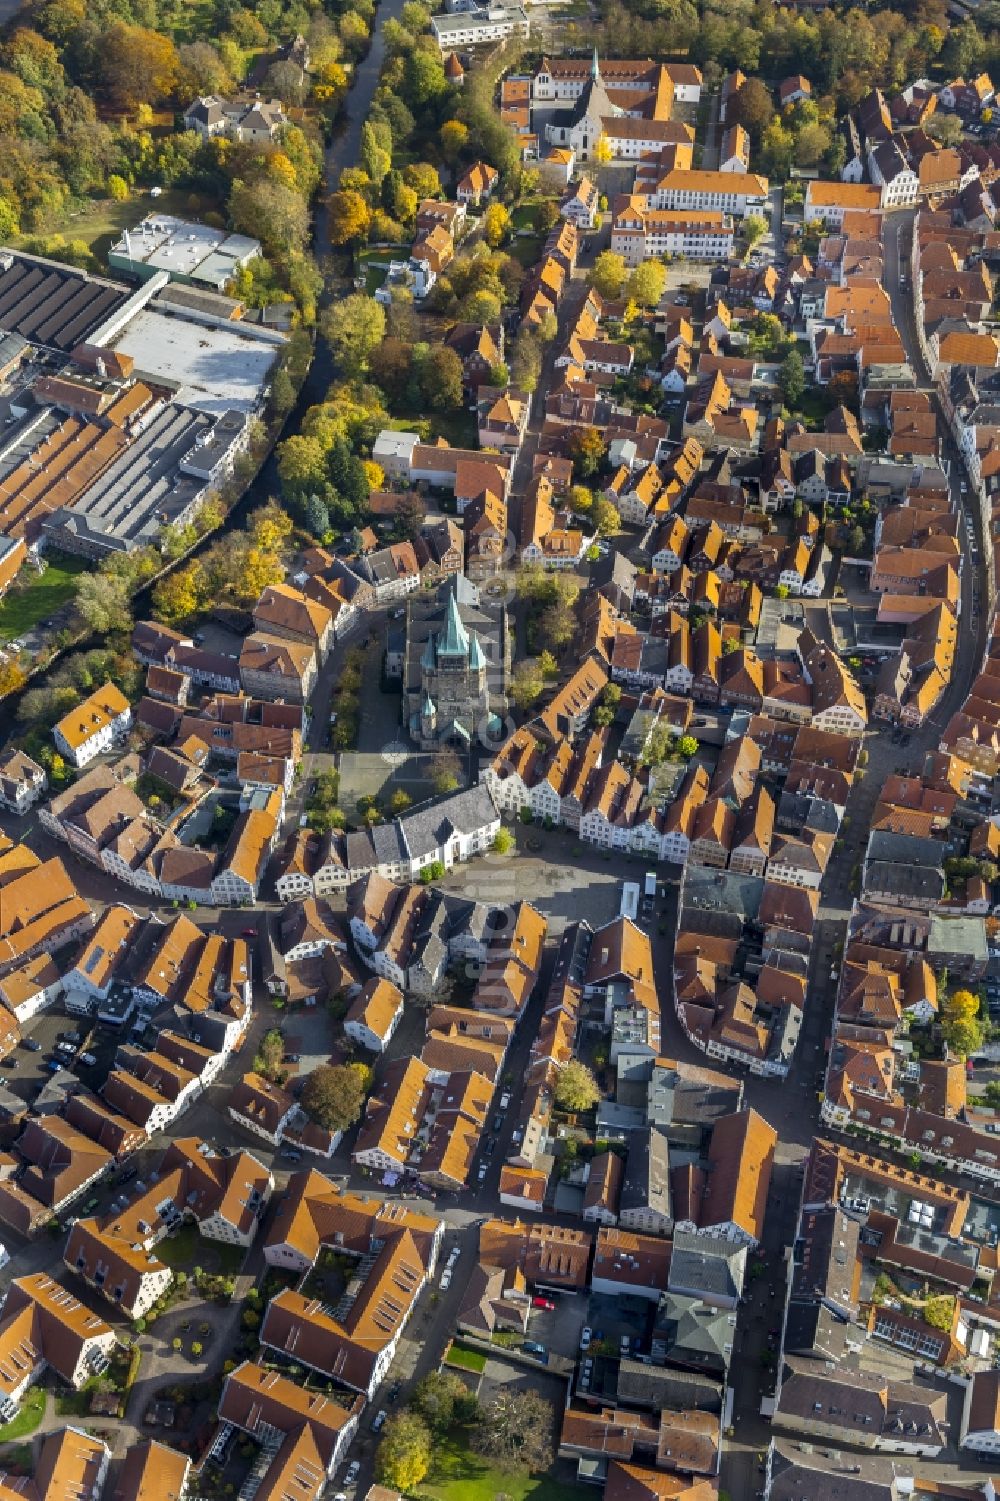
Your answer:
106;217;262;292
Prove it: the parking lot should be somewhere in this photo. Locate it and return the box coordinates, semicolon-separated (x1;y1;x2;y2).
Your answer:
524;1287;588;1359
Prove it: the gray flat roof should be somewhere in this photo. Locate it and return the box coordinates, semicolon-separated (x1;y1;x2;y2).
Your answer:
111;309;278;414
44;402;211;552
0;249;130;351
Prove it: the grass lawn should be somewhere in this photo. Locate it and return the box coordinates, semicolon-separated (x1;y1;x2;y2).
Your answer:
156;1224;245;1275
36;187;194;270
444;1343;486;1373
0;1387;46;1442
429;409;478;449
55;1378;100;1418
416;1427;578;1501
509;234;544;266
792;387;828;428
0;551;88;641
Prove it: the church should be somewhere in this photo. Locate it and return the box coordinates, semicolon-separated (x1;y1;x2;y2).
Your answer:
543;49;626;163
402;575;510;750
541;50;694;163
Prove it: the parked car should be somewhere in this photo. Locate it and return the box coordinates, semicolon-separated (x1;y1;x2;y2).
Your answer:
22;1038;41;1052
492;1114;504;1132
344;1462;360;1486
580;1326;592;1351
371;1410;388;1433
63;1032;82;1044
280;1149;302;1161
440;1269;452;1290
499;1091;511;1109
79;1053;97;1067
284;1053;301;1063
531;1296;555;1311
241;928;258;939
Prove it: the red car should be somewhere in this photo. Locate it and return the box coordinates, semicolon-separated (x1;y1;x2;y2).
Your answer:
241;928;258;939
532;1296;555;1311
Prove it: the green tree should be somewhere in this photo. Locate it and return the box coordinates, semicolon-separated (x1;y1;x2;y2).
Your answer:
411;1371;469;1433
677;734;698;759
231;179;310;257
300;1063;368;1132
554;1059;600;1113
592;496;619;535
779;348;806;407
376;1412;432;1491
360;120;392;186
421;345;464;409
510;659;544;711
75;570;132;634
730;76;774;141
321;295;387;379
492;828;514;854
743;213;767;247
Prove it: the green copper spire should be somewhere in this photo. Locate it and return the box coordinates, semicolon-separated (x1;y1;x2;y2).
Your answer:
439;586;469;657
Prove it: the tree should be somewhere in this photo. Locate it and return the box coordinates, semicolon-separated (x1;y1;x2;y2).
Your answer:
941;989;985;1059
300;1063;368;1132
730;77;774;141
231;180;309;257
677;735;698;759
322;295;387;379
535;199;559;234
539;602;575;653
568;485;593;515
566;426;606;479
421;345;464;409
107;173;129;201
95;22;179;112
360;120;391;186
589;250;627;300
743;213;767;247
554;1059;600;1113
482;201;510;247
592;496;619;535
150;564;205;630
510;659;544;711
402;50;448;108
278;434;327;498
779;348;806;407
492;828;514;854
75;570;132;634
440;118;468;162
412;1371;470;1432
473;1391;554;1474
403;162;442;199
376;1412;432;1492
388;789;411;815
0;659;26;697
429;747;462;795
328;189;372;247
624;259;666;309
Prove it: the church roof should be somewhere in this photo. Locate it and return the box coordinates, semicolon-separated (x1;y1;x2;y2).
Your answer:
469;633;485;670
439;586;470;656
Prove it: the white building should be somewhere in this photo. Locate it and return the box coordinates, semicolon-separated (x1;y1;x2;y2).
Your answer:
53;683;132;768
